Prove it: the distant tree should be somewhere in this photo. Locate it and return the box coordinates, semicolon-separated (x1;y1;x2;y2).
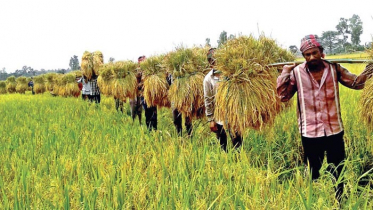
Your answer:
336;18;350;51
217;31;227;47
228;34;236;40
69;55;80;70
289;45;298;54
0;68;7;80
57;69;66;74
320;31;339;54
22;66;28;74
205;38;211;48
27;67;36;76
109;57;115;63
349;14;363;47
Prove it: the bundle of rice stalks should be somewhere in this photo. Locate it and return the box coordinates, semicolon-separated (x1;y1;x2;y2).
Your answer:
81;51;94;80
54;75;66;97
140;55;170;107
359;47;373;129
165;46;209;117
0;81;7;94
6;76;16;93
15;76;28;94
93;51;103;76
63;73;80;97
97;63;114;96
112;61;137;100
34;75;46;94
214;35;295;134
45;73;58;92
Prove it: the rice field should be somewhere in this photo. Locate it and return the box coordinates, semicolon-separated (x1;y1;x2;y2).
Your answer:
0;55;373;209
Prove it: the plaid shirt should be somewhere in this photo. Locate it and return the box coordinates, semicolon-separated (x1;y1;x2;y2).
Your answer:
89;76;100;96
277;61;367;138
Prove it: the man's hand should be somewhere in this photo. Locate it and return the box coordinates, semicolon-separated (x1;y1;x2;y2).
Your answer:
362;63;373;78
209;121;218;133
283;63;297;74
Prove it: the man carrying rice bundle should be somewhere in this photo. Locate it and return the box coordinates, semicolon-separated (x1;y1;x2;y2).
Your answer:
204;48;242;152
166;47;208;137
128;56;145;125
277;34;373;202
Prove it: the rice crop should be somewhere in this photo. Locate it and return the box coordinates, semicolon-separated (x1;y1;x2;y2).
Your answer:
33;75;46;94
141;55;170;107
6;76;17;93
15;76;28;94
112;61;137;100
0;81;7;94
165;46;209;117
214;35;295;134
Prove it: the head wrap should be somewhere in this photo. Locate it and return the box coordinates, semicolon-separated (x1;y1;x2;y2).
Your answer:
138;55;146;63
300;35;322;53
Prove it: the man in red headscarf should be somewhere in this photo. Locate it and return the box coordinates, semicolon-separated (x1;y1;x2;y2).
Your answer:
277;34;373;202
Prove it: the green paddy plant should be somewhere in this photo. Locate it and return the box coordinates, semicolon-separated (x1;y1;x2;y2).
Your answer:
214;35;295;135
15;76;28;94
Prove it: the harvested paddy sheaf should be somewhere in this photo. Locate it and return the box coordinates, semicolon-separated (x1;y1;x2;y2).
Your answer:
15;76;28;94
6;76;17;93
214;35;295;135
98;63;114;96
34;75;46;94
165;46;209;118
141;55;170;107
0;81;7;94
359;43;373;129
112;61;137;101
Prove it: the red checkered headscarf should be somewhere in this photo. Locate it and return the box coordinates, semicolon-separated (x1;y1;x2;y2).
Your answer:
300;35;322;53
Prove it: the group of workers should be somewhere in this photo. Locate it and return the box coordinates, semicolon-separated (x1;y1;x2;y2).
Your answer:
75;34;373;202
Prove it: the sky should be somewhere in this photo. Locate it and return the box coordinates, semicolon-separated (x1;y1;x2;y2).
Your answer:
0;0;372;73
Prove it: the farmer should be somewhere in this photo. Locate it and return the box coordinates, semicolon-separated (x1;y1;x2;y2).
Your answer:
136;56;158;131
89;73;100;104
203;48;243;152
28;78;35;95
77;75;92;101
167;73;193;136
129;56;147;126
277;34;373;201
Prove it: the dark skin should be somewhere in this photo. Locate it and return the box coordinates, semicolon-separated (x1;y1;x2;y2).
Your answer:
283;47;325;85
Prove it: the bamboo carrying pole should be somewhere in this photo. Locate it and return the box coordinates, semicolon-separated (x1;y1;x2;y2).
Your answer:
267;59;373;68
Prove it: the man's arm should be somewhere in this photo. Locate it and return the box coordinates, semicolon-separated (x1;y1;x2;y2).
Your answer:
337;63;373;89
277;64;297;102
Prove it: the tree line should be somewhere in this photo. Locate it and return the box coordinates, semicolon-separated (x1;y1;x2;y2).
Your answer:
289;14;370;55
0;55;81;81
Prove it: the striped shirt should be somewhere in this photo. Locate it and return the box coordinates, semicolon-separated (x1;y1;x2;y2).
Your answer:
277;61;367;138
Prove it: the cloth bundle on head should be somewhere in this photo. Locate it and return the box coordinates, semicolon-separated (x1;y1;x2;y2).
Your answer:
300;35;322;53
